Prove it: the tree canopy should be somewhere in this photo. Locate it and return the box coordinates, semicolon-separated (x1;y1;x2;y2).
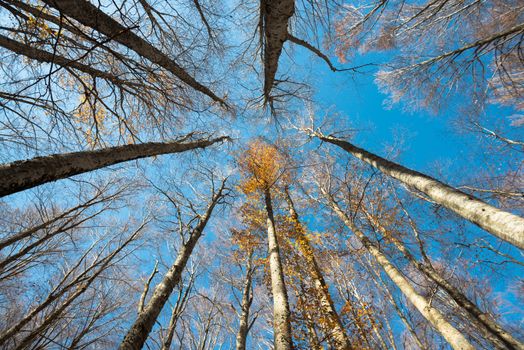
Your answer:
0;0;522;349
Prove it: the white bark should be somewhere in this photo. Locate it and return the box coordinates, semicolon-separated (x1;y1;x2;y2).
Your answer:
323;191;475;350
236;252;255;350
264;189;294;350
314;132;524;249
363;208;524;350
262;0;295;101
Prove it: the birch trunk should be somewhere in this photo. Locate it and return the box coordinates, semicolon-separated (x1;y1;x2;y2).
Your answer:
0;136;228;198
264;189;294;350
40;0;226;106
236;252;255;350
314;132;524;249
363;208;524;350
119;181;225;350
284;189;351;349
323;191;475;350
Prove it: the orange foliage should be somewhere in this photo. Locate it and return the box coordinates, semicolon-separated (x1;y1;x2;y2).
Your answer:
237;140;291;194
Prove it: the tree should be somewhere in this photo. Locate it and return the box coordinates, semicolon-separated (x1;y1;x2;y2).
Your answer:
307;129;524;249
0;219;148;349
0;135;229;197
237;140;294;350
320;186;475;350
119;177;228;350
284;187;352;349
361;202;524;349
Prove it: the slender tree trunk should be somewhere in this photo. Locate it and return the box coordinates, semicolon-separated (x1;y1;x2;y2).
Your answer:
161;271;195;350
138;261;159;313
322;190;475;350
40;0;226;106
363;207;524;350
162;306;180;350
119;181;226;350
0;136;228;198
264;189;294;350
0;34;138;89
236;251;255;350
304;312;322;350
284;189;351;349
366;259;426;349
313;132;524;249
351;283;390;350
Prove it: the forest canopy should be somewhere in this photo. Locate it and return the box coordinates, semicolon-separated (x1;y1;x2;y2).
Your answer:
0;0;523;349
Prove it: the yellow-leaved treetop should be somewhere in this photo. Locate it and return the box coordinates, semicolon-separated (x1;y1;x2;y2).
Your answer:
237;140;294;350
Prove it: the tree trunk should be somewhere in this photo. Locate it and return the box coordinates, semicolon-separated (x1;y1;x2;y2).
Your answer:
236;251;255;350
119;181;226;350
264;189;294;350
161;271;195;350
137;261;159;313
40;0;226;106
294;283;322;350
0;136;228;198
322;191;475;350
284;188;351;349
314;132;524;249
366;260;426;350
262;0;295;101
0;34;139;89
363;207;524;350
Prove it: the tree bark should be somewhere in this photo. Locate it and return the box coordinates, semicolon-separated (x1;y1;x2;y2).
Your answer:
161;273;194;350
264;189;294;350
313;132;524;249
284;188;351;349
40;0;227;106
322;190;475;350
119;180;226;350
137;260;159;313
0;136;228;198
363;207;524;350
262;0;294;101
236;251;255;350
366;259;426;350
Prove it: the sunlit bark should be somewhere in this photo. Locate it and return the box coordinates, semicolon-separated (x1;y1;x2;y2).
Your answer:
0;136;228;197
312;132;524;249
322;189;475;350
264;189;294;350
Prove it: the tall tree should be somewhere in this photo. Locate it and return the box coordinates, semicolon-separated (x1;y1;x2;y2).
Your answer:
361;203;524;349
119;177;228;350
238;140;294;350
308;130;524;249
284;187;352;349
0;135;228;197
